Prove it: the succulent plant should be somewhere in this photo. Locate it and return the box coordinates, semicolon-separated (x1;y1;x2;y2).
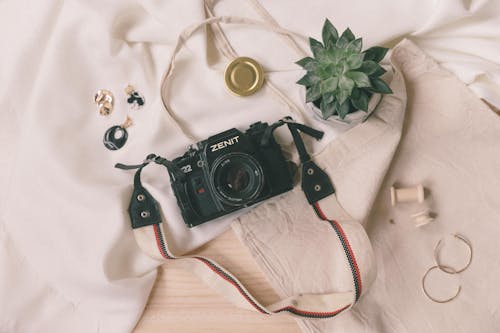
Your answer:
296;19;392;120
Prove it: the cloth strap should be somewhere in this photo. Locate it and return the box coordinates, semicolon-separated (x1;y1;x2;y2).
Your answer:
160;15;311;142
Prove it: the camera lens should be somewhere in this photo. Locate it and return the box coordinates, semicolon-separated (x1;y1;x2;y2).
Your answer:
225;165;250;192
211;153;264;206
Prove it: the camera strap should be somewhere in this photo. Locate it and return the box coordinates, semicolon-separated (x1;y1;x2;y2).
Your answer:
116;164;356;320
115;118;363;319
115;154;185;229
116;14;364;321
263;117;336;204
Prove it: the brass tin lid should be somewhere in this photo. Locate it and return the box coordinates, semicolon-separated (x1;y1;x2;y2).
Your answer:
224;57;264;96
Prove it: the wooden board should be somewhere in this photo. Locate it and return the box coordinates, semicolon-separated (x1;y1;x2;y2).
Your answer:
134;229;301;333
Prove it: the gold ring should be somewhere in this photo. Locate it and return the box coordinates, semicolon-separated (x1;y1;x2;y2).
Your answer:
422;265;461;303
434;234;473;274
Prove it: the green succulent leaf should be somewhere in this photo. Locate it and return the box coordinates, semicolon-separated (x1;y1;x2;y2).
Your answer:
336;100;352;119
306;83;322;103
324;46;343;63
339;75;355;94
346;71;371;88
312;99;322;109
336;28;355;48
320;97;337;119
372;64;387;77
297;73;321;86
350;88;369;111
336;37;348;48
334;102;341;116
309;37;324;58
336;90;350;106
316;48;331;63
322;19;339;48
370;77;393;94
296;57;315;69
358;60;379;75
296;58;320;72
346;38;363;53
326;63;338;75
322;92;335;104
320;77;339;94
346;53;364;69
363;46;389;62
317;63;335;79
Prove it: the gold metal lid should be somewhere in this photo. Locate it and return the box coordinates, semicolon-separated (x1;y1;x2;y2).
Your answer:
224;57;264;96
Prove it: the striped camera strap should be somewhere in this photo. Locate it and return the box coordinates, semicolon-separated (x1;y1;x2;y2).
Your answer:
132;199;361;319
117;118;363;319
115;14;366;320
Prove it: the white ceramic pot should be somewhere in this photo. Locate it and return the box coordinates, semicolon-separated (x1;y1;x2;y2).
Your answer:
307;92;382;126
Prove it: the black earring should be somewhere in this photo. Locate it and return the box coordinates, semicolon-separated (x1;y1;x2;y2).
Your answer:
103;116;133;150
125;85;145;110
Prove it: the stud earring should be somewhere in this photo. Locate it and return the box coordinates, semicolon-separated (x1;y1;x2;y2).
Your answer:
103;116;133;151
125;85;145;110
94;89;114;116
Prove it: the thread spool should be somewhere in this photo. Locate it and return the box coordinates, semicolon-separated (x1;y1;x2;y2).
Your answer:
411;209;434;227
390;185;425;206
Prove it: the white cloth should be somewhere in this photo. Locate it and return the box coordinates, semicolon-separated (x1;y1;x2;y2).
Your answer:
1;0;500;332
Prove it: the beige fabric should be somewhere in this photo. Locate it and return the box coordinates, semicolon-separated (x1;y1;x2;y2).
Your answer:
130;14;411;319
233;39;500;332
2;1;500;331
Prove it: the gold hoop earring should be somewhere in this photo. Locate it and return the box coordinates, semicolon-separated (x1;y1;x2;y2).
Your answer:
422;265;461;303
434;234;473;274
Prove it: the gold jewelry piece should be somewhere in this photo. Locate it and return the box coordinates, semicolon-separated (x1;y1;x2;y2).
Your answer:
125;85;135;95
121;115;133;129
224;57;264;96
422;265;461;303
434;234;473;274
94;89;114;116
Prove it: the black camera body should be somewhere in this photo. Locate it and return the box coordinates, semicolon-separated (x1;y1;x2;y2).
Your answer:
169;122;294;228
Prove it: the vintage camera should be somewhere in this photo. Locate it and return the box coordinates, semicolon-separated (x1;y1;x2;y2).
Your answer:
169;122;294;228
